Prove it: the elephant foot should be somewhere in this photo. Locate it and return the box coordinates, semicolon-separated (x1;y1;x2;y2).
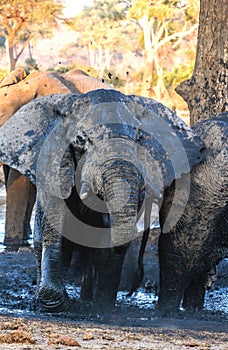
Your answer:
157;293;182;314
182;273;209;311
37;284;69;313
4;235;30;250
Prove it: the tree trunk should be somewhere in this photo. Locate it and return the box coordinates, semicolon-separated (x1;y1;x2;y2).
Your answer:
6;37;17;71
176;0;228;125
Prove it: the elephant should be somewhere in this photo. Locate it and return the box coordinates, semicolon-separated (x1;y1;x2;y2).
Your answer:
0;67;110;249
156;112;228;311
0;88;205;312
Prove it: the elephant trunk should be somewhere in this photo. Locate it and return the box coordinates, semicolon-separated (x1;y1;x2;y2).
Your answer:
102;159;142;247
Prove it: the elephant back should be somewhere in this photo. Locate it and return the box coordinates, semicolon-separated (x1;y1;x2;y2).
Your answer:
57;69;111;93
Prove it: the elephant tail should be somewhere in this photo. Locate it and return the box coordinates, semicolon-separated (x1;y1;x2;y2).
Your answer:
127;196;153;296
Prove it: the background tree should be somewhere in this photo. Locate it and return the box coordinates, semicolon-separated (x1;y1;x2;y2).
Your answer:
67;0;199;114
176;0;228;125
127;0;199;98
69;0;137;78
0;0;64;71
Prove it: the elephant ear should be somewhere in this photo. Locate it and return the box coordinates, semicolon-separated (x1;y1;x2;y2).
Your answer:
0;66;30;88
126;95;205;190
0;94;80;199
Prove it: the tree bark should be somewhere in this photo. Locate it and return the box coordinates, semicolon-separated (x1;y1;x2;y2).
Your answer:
6;37;17;71
176;0;228;125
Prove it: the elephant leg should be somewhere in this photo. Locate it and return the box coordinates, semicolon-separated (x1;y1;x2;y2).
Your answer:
4;168;36;250
23;180;36;239
80;263;94;302
36;197;69;312
80;247;94;302
92;245;128;310
38;243;69;311
62;237;74;270
182;265;218;310
33;200;43;291
157;233;187;311
182;273;208;310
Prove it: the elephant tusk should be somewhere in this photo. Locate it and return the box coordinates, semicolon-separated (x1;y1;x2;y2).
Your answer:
79;181;91;200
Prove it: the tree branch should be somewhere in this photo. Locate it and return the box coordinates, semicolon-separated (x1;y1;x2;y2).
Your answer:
15;33;34;60
156;23;198;51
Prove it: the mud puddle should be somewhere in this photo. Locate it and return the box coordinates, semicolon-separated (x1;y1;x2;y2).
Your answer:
0;249;227;320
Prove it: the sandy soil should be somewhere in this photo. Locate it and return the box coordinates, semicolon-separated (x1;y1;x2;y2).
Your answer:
0;249;227;349
0;313;227;350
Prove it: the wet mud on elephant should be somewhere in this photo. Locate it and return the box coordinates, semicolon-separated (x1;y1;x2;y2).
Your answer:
0;67;110;250
157;113;228;312
0;89;206;313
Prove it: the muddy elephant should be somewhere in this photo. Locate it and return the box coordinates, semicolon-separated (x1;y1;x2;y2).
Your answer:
0;67;110;249
156;112;228;312
0;89;204;312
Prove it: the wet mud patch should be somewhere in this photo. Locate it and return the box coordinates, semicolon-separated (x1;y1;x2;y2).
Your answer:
0;250;227;349
0;250;37;313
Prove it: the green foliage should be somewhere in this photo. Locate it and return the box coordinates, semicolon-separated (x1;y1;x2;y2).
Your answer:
24;57;39;70
162;62;194;114
46;65;76;73
128;0;180;22
0;0;64;37
163;62;194;89
184;0;200;23
93;0;127;21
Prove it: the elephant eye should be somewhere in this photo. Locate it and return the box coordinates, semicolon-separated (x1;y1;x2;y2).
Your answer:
71;131;88;151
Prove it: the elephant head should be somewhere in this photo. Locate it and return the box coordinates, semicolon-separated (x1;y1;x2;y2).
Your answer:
0;89;205;247
0;69;70;127
0;66;30;87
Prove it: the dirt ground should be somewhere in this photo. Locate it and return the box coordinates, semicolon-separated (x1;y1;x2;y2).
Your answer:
0;313;227;350
0;248;227;349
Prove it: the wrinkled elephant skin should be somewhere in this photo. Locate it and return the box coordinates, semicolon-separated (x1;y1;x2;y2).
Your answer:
158;113;228;311
0;89;207;312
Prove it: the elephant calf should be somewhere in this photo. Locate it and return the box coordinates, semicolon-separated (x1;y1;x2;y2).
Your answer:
157;113;228;311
